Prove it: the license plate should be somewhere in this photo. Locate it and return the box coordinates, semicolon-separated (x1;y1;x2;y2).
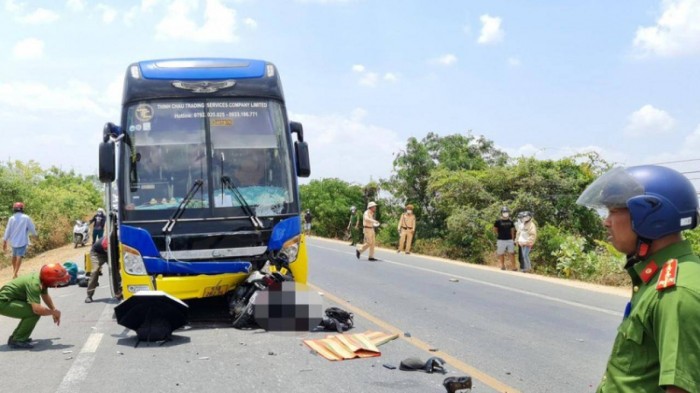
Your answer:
203;285;227;297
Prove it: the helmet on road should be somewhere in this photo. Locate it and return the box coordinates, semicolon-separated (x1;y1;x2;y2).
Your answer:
577;165;699;240
40;263;71;287
12;202;24;212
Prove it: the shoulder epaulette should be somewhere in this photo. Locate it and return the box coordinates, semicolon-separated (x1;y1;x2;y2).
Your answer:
656;259;679;291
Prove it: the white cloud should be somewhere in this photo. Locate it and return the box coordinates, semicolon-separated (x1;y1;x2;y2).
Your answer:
383;72;398;82
244;17;257;29
97;4;118;23
351;64;365;73
633;0;700;57
294;0;354;3
291;109;404;184
18;7;60;24
507;57;521;66
5;0;23;13
430;54;458;66
359;72;379;87
478;14;504;44
501;143;629;166
0;80;111;118
12;38;44;60
66;0;85;12
624;104;675;136
156;0;239;43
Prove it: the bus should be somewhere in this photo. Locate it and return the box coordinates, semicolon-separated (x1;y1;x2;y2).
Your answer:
98;58;311;302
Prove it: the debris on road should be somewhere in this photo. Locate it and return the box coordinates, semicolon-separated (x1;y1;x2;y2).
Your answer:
62;350;73;354
198;356;210;361
449;278;459;283
404;332;412;337
443;376;472;392
399;356;447;374
383;364;397;370
429;348;439;352
304;331;398;361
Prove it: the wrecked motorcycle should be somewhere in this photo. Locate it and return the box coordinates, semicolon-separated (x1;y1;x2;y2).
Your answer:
228;254;293;329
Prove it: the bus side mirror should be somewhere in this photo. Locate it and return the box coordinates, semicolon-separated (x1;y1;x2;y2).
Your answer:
290;121;304;142
295;141;310;178
99;141;116;183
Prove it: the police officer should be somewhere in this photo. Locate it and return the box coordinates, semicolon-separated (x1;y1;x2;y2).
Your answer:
577;165;700;393
347;206;361;246
397;204;416;254
356;201;380;261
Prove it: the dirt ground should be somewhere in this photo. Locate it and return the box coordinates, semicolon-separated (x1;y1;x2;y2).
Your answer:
0;244;88;286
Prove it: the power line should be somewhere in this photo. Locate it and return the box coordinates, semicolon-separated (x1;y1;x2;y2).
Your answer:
651;158;700;165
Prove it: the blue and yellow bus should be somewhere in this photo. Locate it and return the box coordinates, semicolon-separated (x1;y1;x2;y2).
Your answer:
98;58;310;301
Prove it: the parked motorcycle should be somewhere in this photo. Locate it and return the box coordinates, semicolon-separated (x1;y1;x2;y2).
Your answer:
73;220;90;248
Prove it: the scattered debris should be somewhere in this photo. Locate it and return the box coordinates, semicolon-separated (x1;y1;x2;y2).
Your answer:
429;348;439;352
383;364;397;370
116;351;124;355
268;351;276;356
576;338;585;342
62;350;73;354
449;278;459;283
64;356;73;360
404;332;412;338
198;356;210;361
443;376;472;392
506;371;511;375
399;356;447;374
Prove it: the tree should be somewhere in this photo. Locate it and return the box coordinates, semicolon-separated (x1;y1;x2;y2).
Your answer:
299;178;364;238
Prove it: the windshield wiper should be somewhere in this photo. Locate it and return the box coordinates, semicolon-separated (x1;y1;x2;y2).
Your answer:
221;176;263;229
162;179;204;235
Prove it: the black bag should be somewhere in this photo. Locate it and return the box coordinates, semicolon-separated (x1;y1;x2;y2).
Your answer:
318;307;354;332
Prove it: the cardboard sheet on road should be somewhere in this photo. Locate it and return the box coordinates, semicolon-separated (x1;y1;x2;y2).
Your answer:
304;331;398;361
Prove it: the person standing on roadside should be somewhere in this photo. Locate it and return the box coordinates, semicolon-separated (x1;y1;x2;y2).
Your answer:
515;211;537;273
356;201;380;261
515;212;526;270
493;207;516;271
347;206;361;246
3;202;38;279
578;165;700;393
303;209;313;236
397;204;416;254
88;208;106;244
0;263;69;349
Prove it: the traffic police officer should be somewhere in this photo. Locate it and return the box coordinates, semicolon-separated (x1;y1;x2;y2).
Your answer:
577;165;700;393
356;201;380;261
397;204;416;254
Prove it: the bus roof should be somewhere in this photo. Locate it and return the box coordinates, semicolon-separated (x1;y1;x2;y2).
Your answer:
138;58;267;80
123;58;285;104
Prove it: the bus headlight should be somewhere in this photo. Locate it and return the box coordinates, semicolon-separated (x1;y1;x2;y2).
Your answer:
123;245;147;275
280;235;300;263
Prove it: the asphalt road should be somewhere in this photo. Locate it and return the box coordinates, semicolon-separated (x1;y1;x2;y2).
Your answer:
0;237;629;393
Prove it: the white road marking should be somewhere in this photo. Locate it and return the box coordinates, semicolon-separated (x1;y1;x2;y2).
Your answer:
55;303;113;393
310;244;622;317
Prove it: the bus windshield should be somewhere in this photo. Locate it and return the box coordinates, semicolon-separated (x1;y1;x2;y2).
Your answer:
123;98;296;219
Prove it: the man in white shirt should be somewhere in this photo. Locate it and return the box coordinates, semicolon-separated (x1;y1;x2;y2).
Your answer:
2;202;38;279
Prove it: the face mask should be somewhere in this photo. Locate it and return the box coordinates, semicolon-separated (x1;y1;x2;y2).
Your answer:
407;210;412;214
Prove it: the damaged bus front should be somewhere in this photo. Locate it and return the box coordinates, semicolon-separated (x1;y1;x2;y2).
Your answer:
98;58;311;302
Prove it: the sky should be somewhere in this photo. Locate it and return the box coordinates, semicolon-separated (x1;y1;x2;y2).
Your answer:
2;0;700;187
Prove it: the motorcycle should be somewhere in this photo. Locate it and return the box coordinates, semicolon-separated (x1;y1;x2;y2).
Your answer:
73;220;90;248
228;254;293;329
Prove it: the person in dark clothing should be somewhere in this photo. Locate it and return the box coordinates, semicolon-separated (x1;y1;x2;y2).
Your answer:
304;209;313;236
85;237;108;303
493;207;516;271
88;208;107;244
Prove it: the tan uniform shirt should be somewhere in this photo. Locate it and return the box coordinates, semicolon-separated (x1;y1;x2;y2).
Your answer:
363;209;379;228
398;213;416;232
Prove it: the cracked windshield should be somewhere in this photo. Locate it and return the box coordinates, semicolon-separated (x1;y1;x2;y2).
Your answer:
125;99;294;216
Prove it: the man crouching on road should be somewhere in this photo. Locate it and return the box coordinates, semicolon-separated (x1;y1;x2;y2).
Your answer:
578;165;700;393
0;263;70;349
